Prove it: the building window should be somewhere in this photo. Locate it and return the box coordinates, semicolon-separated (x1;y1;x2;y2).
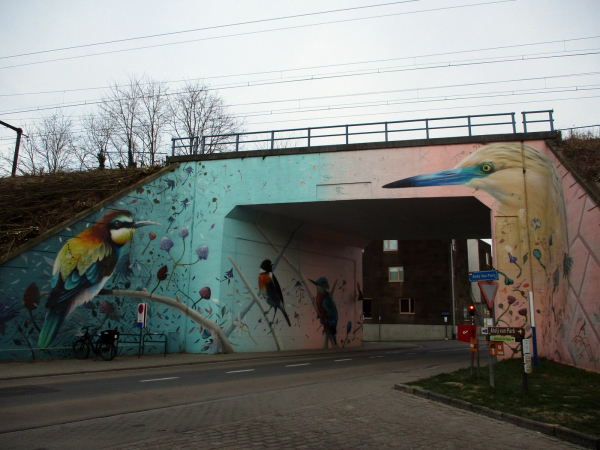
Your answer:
383;240;398;251
485;253;491;266
399;298;415;314
389;266;404;282
363;299;372;319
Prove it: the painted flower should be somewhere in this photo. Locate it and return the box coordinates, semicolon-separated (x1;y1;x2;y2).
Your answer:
100;301;115;315
179;227;189;239
201;328;212;340
508;253;517;264
184;167;193;175
157;265;168;281
196;245;209;260
23;283;40;311
530;218;541;229
167;216;175;224
200;287;211;299
165;179;175;190
124;280;131;289
225;268;234;278
507;295;517;305
518;308;528;317
159;237;174;251
148;232;157;240
181;198;190;209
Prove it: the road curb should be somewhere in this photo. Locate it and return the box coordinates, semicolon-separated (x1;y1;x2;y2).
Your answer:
394;384;600;449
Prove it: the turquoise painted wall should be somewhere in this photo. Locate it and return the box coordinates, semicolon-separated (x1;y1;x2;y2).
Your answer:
0;155;364;361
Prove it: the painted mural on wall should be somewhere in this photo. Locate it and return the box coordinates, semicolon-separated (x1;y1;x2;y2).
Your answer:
381;142;599;370
0;157;361;361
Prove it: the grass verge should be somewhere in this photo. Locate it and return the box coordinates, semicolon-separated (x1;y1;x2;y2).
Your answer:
407;358;600;437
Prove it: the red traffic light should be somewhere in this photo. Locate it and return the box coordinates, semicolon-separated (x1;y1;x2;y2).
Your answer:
468;304;475;316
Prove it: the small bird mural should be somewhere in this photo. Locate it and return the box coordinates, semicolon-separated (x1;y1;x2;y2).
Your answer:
38;209;159;348
258;259;291;327
383;142;570;358
309;277;338;345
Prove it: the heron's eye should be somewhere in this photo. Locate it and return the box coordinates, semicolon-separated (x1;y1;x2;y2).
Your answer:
481;163;493;173
113;221;122;229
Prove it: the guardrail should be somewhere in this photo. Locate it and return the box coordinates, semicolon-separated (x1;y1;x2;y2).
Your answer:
171;110;554;156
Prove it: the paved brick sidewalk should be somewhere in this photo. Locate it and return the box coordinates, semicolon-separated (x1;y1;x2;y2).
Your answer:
111;388;581;450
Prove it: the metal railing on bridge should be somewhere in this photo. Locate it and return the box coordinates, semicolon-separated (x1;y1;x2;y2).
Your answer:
171;110;554;156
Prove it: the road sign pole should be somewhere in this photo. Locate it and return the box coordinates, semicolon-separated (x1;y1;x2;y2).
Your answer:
529;291;538;367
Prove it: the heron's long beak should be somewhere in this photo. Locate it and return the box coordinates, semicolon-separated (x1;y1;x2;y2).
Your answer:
382;167;474;189
308;279;317;286
134;220;162;228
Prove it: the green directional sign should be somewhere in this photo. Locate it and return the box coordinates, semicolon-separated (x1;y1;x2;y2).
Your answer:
489;335;516;342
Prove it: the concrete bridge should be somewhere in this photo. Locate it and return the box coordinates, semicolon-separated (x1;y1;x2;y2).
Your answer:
1;126;598;373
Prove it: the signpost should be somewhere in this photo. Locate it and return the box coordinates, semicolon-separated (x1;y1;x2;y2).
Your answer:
489;342;504;356
522;338;532;393
442;312;450;340
481;327;525;337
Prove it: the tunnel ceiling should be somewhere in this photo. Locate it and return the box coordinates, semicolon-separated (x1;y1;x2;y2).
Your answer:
245;197;491;241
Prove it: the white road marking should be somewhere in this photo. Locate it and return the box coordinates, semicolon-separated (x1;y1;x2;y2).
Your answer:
334;359;352;362
140;377;179;383
285;363;310;367
226;369;255;374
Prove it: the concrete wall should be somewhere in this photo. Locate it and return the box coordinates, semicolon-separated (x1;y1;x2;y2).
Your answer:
2;134;598;371
363;324;450;341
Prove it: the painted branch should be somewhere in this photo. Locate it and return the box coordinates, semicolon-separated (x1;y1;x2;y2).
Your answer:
227;257;283;351
106;289;234;354
255;224;337;348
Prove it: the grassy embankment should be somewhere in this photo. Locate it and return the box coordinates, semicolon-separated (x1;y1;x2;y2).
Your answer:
408;357;600;437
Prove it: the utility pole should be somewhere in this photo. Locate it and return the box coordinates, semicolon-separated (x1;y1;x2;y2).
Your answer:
450;240;456;339
0;120;24;177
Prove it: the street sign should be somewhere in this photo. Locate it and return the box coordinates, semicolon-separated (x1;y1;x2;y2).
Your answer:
137;303;147;328
524;354;532;363
441;312;451;317
477;281;499;310
489;342;505;356
523;338;531;354
524;362;532;374
484;327;525;337
469;270;499;282
457;325;477;343
489;335;516;342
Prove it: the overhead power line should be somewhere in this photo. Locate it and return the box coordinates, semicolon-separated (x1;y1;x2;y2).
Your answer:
2;48;598;116
2;33;599;98
0;1;515;70
0;1;418;60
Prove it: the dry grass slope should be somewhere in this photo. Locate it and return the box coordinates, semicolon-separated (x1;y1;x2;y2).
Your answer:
0;166;164;260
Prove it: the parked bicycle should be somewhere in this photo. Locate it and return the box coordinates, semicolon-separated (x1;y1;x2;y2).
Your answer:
72;326;119;361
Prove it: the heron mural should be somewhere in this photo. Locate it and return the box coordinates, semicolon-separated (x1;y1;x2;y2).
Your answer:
383;142;574;361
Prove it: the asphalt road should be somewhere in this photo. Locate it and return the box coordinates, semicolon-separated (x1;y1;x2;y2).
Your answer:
0;341;477;449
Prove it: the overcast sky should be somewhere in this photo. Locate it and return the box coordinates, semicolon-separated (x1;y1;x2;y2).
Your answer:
1;0;599;158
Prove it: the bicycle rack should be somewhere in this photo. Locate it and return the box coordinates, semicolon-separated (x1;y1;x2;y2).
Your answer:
118;329;168;358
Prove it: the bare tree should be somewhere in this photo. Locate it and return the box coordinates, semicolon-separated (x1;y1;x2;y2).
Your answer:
101;77;142;167
137;77;170;165
16;110;77;175
168;80;243;155
81;110;114;169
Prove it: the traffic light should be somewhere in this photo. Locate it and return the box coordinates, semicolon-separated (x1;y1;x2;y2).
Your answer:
468;304;475;317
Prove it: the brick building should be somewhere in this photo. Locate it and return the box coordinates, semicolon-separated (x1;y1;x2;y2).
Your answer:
362;239;492;340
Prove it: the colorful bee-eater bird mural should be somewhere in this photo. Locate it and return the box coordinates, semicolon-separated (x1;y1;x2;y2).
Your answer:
258;259;291;327
309;277;338;345
383;142;570;358
38;209;159;348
